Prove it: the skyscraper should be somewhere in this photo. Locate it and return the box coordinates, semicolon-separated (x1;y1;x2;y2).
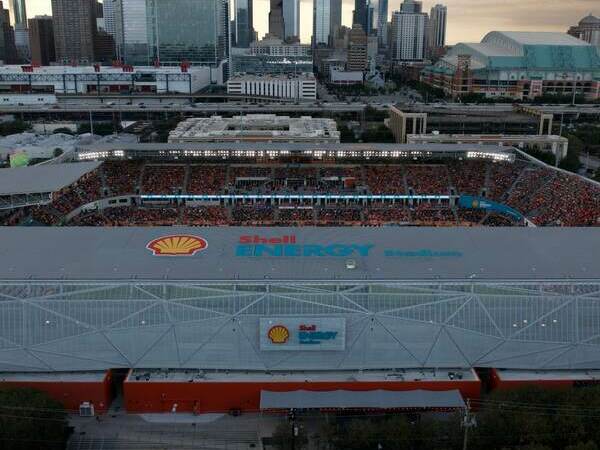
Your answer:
0;0;16;63
347;23;367;71
312;0;331;46
28;15;55;65
146;0;229;65
102;0;117;38
268;0;285;40
400;0;421;13
353;0;368;34
390;3;426;62
329;0;341;41
8;0;25;26
51;0;96;64
10;0;27;60
235;0;254;47
282;0;299;41
428;4;447;50
114;0;149;64
376;0;388;47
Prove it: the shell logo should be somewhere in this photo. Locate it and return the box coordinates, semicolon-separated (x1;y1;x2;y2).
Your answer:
267;325;290;344
146;235;208;256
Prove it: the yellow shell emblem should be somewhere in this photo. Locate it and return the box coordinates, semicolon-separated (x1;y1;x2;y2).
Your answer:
268;325;290;344
147;235;208;256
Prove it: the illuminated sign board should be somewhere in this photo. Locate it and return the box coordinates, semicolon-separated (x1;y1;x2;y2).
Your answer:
260;318;346;351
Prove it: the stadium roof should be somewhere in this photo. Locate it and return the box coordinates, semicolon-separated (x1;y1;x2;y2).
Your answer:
77;142;516;155
1;227;599;282
0;161;101;196
484;31;591;47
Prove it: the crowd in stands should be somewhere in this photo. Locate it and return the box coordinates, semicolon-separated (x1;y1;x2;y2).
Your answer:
447;161;487;196
188;165;227;194
183;206;228;226
365;166;405;194
103;161;142;196
6;158;600;228
406;165;450;195
142;165;185;194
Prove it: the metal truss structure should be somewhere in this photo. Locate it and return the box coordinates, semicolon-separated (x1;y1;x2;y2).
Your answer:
0;192;52;210
1;281;600;372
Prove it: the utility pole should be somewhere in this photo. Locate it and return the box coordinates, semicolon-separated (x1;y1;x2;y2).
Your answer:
462;399;474;450
289;408;297;450
89;110;94;139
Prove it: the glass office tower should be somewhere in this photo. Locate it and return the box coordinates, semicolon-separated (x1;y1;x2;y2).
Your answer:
146;0;229;65
282;0;299;40
312;0;331;46
115;0;150;65
235;0;253;47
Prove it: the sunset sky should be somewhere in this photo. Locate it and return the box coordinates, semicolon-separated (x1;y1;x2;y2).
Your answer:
25;0;599;45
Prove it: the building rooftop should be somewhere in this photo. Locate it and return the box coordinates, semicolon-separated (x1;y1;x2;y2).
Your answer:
0;65;205;75
484;31;593;47
168;115;340;143
126;368;478;383
228;73;315;81
496;369;600;381
0;227;599;282
0;161;100;196
0;371;107;382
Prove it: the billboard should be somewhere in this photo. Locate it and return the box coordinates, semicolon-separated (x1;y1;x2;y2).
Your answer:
260;318;346;351
458;195;524;221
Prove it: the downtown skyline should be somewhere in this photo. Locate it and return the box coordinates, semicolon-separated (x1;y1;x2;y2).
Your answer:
18;0;600;44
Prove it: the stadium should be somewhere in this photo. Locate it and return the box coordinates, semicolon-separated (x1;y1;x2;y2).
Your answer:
1;141;600;414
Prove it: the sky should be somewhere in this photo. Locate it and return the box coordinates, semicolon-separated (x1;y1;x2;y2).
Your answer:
24;0;599;45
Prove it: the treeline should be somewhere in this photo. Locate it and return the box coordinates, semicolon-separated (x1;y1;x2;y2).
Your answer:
273;386;600;450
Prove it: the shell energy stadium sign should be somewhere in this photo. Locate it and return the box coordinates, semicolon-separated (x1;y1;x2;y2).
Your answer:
260;318;346;351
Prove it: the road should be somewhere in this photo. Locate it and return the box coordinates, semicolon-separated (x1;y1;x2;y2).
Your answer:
1;96;599;116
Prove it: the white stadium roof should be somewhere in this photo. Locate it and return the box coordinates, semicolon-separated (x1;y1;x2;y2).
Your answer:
0;161;101;196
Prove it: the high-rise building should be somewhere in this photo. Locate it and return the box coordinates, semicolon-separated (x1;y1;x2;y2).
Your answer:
427;4;447;50
329;0;341;43
114;0;149;65
282;0;299;41
10;0;27;60
94;29;115;63
9;0;25;26
313;0;331;46
28;15;55;65
235;0;254;47
144;0;229;65
0;1;16;63
347;23;367;71
568;14;600;47
377;0;388;48
353;0;368;34
400;0;421;13
51;0;96;64
102;0;116;38
390;2;426;62
268;0;285;40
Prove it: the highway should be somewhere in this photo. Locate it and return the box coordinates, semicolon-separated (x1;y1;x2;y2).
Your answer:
1;96;598;115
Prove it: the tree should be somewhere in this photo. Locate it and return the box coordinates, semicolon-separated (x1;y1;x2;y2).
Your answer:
272;420;309;450
566;442;599;450
0;120;30;136
560;134;583;173
52;127;74;135
0;388;69;450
